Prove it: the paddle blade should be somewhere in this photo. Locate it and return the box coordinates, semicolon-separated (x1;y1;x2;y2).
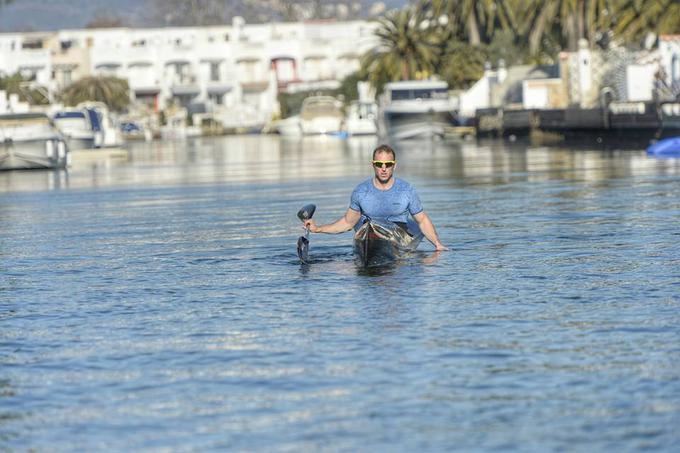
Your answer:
297;236;310;264
297;204;316;222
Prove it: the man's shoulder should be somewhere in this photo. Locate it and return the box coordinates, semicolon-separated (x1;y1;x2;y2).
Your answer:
353;178;373;192
394;178;416;191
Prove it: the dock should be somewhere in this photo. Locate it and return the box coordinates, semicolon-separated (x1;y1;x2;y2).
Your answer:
69;148;129;162
475;102;680;142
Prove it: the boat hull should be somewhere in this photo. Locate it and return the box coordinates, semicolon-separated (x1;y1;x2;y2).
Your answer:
647;137;680;156
0;139;69;170
353;219;423;267
383;110;455;141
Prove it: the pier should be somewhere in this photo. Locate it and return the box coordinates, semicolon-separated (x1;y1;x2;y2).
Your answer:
475;101;680;143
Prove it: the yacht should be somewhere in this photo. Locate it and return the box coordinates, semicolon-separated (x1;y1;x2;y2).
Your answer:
53;109;97;150
0;112;69;170
53;103;123;149
345;100;377;136
79;102;124;147
378;80;457;140
299;96;344;135
274;115;302;137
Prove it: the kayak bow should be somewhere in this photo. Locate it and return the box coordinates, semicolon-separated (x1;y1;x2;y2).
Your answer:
353;219;423;267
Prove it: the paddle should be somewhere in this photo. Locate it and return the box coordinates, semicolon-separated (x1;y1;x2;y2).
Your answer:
296;204;316;264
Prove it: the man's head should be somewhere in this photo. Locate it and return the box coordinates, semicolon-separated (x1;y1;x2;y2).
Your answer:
372;144;396;184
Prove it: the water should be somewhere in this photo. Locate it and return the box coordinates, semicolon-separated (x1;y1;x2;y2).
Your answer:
1;136;679;451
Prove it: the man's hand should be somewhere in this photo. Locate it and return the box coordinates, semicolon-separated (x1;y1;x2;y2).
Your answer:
303;219;319;233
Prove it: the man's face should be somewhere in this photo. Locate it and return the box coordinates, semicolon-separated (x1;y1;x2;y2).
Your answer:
373;151;395;184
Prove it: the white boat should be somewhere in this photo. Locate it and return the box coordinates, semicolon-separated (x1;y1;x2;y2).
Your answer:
79;102;124;148
379;80;457;140
53;109;97;150
54;103;124;149
299;96;344;135
345;100;377;136
273;115;302;137
0;112;69;170
119;120;153;142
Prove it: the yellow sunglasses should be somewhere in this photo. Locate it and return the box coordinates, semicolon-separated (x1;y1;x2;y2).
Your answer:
372;160;396;168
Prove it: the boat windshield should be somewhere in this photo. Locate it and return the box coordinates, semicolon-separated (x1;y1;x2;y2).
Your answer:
54;111;86;119
391;88;448;101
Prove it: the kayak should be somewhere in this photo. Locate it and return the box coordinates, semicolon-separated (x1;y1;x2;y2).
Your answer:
647;137;680;157
353;218;424;267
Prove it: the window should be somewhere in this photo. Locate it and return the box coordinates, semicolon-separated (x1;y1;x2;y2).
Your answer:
209;93;223;105
391;88;448;101
210;62;220;82
22;39;43;49
63;69;72;86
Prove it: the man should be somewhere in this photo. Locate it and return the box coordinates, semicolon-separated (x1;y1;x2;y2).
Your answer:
304;144;448;251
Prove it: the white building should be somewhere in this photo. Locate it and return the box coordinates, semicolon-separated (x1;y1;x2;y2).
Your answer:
0;32;54;96
658;35;680;99
0;18;379;129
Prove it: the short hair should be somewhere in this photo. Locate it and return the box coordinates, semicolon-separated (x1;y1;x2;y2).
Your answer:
372;144;396;160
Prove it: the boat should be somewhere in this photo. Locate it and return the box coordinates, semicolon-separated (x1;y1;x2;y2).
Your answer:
378;80;458;141
0;112;69;170
647;137;680;156
345;100;377;136
79;102;124;147
353;218;424;267
53;109;97;150
53;102;123;149
299;96;344;135
119;120;153;141
273;115;302;137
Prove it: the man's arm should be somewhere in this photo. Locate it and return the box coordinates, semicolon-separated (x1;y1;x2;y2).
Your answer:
304;208;362;234
413;211;449;251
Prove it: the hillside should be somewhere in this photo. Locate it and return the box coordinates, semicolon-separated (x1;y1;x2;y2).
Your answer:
0;0;406;32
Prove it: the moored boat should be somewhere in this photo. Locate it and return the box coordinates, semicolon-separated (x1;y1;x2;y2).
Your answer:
299;96;344;135
353;218;423;267
345;100;377;136
647;136;680;157
274;115;302;137
0;112;69;170
53;109;96;150
378;80;458;141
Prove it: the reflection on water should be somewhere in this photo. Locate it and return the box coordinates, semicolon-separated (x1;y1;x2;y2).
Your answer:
1;135;678;193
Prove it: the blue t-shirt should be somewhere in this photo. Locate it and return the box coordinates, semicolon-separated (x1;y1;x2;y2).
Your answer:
349;178;423;226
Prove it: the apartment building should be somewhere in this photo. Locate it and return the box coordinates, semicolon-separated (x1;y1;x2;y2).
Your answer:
0;17;379;128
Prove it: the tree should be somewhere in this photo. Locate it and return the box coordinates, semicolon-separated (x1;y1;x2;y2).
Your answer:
614;0;680;45
60;76;130;112
360;7;441;91
439;41;489;89
0;72;49;105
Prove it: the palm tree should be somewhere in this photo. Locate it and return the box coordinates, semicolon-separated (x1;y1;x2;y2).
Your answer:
524;0;635;53
0;72;50;105
360;7;441;90
60;76;130;111
614;0;680;44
